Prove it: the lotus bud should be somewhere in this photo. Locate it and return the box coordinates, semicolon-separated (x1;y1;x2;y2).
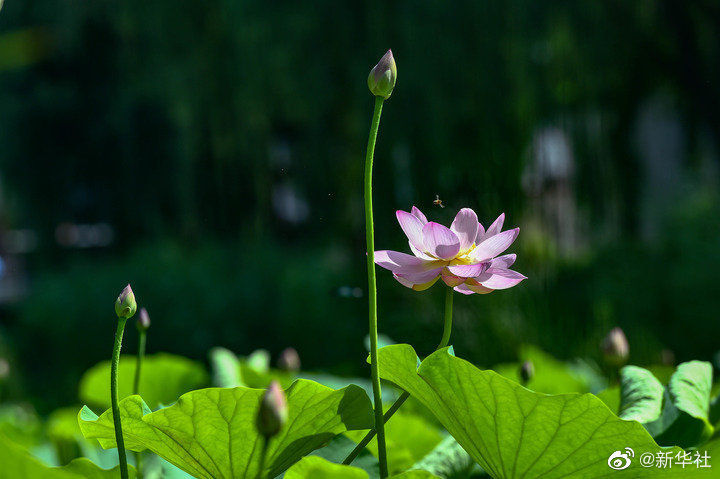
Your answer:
519;360;534;385
256;380;288;439
277;347;301;372
367;50;397;99
114;284;137;320
601;327;629;366
137;308;151;331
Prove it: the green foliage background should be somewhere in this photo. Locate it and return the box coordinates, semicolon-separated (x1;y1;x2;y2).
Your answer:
0;0;718;412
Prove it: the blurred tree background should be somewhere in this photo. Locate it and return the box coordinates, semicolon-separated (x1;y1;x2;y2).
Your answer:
0;0;718;412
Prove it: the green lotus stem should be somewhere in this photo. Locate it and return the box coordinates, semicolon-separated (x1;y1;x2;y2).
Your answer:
256;437;269;479
111;318;129;479
364;95;389;478
343;288;454;466
438;287;453;349
132;327;147;477
134;448;143;478
133;329;146;395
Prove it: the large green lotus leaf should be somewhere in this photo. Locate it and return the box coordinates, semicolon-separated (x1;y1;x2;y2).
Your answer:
79;379;373;478
618;366;664;423
646;361;714;448
79;353;208;409
679;437;719;478
376;344;685;478
0;433;135;479
284;456;440;479
346;410;442;474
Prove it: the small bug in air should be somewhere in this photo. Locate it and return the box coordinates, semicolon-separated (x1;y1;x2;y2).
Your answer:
433;194;445;208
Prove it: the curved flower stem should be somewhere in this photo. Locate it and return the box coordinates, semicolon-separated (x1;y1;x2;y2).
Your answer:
256;437;269;479
111;318;129;479
365;95;389;478
343;287;454;466
438;286;454;349
133;329;146;395
132;328;147;477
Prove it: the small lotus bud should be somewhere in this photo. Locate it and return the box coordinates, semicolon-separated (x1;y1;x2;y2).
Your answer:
256;380;288;439
114;284;137;320
519;360;534;385
367;50;397;99
601;327;629;366
137;308;151;331
277;347;301;372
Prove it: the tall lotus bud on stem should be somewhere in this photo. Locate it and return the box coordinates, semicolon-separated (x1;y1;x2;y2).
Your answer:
277;347;301;372
601;327;629;367
111;284;135;479
362;49;394;478
137;307;151;332
256;381;288;439
115;284;137;320
519;360;534;386
368;50;397;99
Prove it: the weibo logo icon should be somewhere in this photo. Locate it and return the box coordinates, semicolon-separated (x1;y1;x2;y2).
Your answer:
607;448;634;470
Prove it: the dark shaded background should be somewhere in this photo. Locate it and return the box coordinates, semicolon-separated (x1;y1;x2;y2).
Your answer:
0;0;718;412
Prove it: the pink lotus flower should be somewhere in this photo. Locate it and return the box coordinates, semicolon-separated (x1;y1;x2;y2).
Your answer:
375;206;526;294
